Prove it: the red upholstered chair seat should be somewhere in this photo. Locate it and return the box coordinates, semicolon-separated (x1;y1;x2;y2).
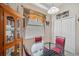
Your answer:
52;47;61;54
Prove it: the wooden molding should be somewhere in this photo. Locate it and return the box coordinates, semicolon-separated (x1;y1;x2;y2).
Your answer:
0;3;23;19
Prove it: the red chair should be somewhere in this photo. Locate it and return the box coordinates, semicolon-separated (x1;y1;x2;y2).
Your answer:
31;37;43;56
51;36;65;56
35;37;42;43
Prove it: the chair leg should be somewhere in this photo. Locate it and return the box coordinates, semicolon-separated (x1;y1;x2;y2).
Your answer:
61;50;64;56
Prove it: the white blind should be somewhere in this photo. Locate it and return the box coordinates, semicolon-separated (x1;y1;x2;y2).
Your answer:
25;26;44;39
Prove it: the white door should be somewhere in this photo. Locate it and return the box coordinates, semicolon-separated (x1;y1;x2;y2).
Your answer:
53;19;62;43
62;17;75;54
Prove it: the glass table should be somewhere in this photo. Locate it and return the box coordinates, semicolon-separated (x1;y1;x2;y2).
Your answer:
42;42;59;56
43;48;58;56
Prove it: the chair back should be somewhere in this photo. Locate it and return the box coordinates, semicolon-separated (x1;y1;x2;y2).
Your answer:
56;36;65;49
35;37;42;43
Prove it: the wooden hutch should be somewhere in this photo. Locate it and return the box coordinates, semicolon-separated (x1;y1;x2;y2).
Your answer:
0;3;23;56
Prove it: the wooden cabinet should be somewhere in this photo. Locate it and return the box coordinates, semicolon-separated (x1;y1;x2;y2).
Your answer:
0;7;4;56
15;19;23;56
0;3;23;56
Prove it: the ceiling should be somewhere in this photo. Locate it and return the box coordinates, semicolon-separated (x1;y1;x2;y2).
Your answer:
40;3;63;10
40;3;53;9
22;3;63;15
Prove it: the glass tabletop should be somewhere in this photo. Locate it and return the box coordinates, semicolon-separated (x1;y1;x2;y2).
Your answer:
43;47;58;56
44;42;55;50
43;42;58;56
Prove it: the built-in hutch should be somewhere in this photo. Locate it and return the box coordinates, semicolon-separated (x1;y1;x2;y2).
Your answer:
0;3;23;56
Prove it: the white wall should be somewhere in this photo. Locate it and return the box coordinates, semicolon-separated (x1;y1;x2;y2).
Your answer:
43;15;52;42
52;3;79;55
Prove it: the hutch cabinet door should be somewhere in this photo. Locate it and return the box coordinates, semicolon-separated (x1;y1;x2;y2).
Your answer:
4;12;15;44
